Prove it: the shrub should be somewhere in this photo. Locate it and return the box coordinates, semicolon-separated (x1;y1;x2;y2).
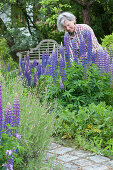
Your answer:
101;32;113;51
43;62;113;110
0;38;18;70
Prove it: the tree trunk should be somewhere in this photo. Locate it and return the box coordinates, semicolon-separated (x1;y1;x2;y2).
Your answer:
72;0;96;25
82;5;90;25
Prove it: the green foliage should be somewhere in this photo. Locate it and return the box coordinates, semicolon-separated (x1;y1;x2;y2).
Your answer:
0;70;19;86
75;102;113;144
0;38;11;63
0;38;18;70
44;62;113;111
0;130;24;169
101;32;113;51
54;102;113;158
39;0;71;25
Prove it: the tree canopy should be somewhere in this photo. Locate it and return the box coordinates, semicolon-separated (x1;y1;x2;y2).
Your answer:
0;0;113;61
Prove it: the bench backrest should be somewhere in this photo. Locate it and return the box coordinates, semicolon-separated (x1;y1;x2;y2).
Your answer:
17;39;61;64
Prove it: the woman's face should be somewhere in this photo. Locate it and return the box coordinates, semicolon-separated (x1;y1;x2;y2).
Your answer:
63;19;75;34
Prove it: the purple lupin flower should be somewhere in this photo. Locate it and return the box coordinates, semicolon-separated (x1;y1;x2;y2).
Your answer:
45;51;49;66
86;30;92;62
110;63;113;88
45;56;51;76
53;45;58;69
8;158;14;170
21;61;25;76
109;46;113;64
42;53;46;74
24;59;31;86
95;49;102;73
103;47;110;73
59;54;66;82
7;63;10;72
79;32;88;78
26;52;30;64
50;54;55;80
64;32;71;67
92;51;97;64
59;43;65;64
33;59;37;68
37;63;42;78
79;32;87;60
100;49;106;74
19;56;23;68
24;53;31;86
96;49;107;74
71;38;79;64
2;158;14;170
34;68;38;87
51;46;58;81
4;102;12;134
30;63;33;69
19;67;23;76
0;83;3;138
27;65;31;86
46;47;57;81
60;78;65;90
48;55;53;77
12;94;20;136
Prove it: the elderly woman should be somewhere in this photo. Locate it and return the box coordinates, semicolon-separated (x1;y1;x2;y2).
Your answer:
57;12;102;60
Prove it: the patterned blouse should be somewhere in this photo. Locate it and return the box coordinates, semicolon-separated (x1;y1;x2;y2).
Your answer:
65;24;101;60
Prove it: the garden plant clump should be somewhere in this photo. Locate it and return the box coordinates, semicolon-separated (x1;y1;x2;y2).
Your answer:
0;75;55;169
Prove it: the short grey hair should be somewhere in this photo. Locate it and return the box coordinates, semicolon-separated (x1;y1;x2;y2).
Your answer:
57;12;76;32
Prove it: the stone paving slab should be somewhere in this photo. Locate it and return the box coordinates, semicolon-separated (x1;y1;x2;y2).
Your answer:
103;160;113;169
49;146;73;155
88;155;110;163
57;154;78;163
72;159;94;167
63;163;80;170
48;142;61;150
46;152;56;159
71;150;93;158
82;164;109;170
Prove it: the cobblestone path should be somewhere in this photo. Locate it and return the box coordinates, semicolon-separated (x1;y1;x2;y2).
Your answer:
45;142;113;170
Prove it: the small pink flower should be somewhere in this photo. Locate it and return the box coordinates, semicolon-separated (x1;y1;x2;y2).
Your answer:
16;134;21;140
6;150;12;156
2;163;7;167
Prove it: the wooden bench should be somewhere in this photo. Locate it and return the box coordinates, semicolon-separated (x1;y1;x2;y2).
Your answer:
17;39;61;65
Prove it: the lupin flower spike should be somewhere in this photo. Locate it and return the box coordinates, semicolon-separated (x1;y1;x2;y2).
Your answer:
12;93;20;136
4;102;12;134
0;83;3;138
59;54;66;82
